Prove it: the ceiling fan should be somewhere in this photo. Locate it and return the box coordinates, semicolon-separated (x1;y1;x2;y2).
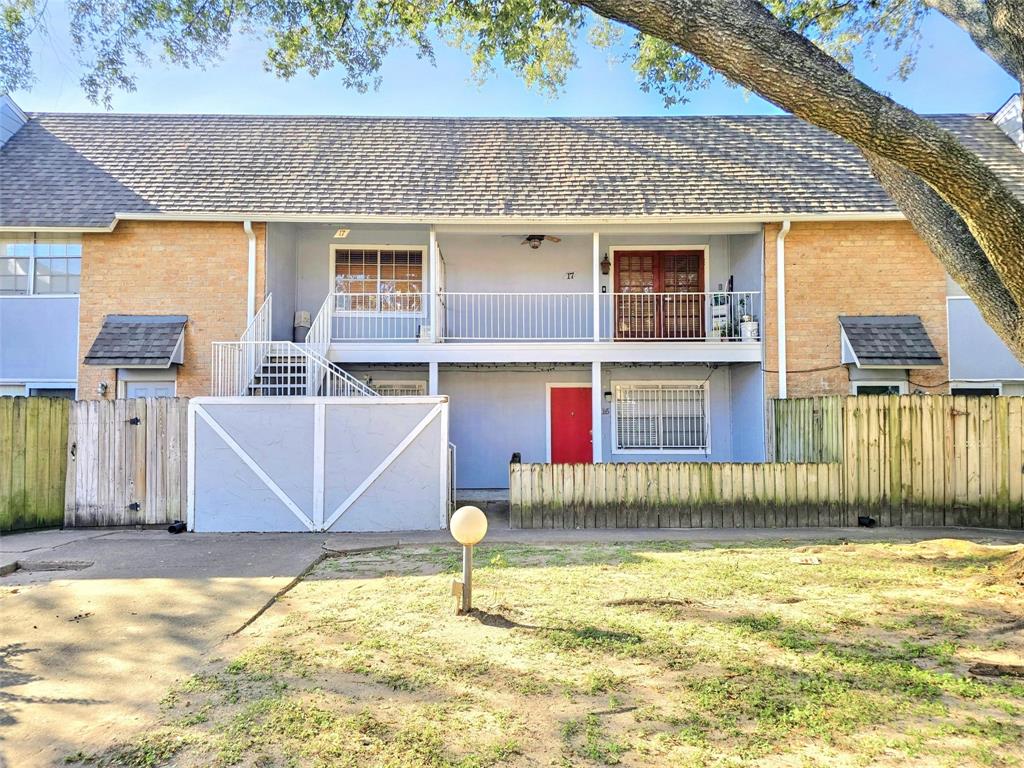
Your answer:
504;234;562;249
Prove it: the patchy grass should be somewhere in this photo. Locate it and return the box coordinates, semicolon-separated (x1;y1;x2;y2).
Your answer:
68;538;1024;767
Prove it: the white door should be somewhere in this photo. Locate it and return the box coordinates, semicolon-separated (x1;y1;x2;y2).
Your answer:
126;381;175;398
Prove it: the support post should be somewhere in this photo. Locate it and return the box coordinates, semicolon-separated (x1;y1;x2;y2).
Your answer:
592;232;601;342
429;226;439;342
592;361;603;463
428;361;439;395
460;544;473;614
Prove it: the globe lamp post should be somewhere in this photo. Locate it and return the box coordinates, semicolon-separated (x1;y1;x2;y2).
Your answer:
450;505;488;614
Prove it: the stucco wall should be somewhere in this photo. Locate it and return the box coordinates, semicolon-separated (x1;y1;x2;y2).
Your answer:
729;362;765;462
763;220;949;399
291;223;431;318
947;297;1024;383
0;297;79;386
266;222;298;341
78;221;266;399
344;363;746;489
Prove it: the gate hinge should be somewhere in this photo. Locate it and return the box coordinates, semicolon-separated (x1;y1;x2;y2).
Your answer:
129;416;141;425
128;501;141;511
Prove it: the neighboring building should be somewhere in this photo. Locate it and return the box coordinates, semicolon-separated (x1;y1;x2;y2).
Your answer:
0;95;79;398
1;96;1022;488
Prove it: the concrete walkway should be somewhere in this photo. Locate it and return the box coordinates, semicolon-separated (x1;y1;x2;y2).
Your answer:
1;524;1021;767
0;529;326;768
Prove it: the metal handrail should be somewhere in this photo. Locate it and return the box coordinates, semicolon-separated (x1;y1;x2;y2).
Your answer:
211;340;378;397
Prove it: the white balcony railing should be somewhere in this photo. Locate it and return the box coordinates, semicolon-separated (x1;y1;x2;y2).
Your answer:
442;292;595;341
329;290;761;343
600;291;760;341
332;291;430;342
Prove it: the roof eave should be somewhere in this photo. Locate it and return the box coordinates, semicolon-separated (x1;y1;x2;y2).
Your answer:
0;209;910;233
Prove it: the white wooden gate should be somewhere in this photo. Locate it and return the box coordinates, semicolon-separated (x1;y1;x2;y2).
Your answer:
187;396;449;532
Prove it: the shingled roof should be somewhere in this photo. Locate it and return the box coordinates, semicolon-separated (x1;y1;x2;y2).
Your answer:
84;315;187;367
839;315;942;368
2;112;1023;228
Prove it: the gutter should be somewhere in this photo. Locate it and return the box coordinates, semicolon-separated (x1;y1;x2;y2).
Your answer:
0;210;907;234
776;220;791;399
110;210;908;226
243;220;256;324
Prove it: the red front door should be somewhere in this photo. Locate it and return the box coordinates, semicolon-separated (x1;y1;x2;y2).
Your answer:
550;386;592;463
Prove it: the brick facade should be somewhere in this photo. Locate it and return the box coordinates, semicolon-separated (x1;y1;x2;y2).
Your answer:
762;220;949;400
78;221;266;399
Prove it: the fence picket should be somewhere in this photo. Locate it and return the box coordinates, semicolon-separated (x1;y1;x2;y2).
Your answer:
1;397;70;532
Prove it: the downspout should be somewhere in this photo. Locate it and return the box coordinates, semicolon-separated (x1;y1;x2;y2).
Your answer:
776;220;791;399
243;220;256;324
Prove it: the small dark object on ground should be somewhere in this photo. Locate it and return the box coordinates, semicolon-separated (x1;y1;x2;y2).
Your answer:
606;597;700;608
969;663;1024;678
858;516;877;528
167;520;186;534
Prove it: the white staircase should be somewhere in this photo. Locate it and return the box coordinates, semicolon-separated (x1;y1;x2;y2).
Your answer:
211;294;377;397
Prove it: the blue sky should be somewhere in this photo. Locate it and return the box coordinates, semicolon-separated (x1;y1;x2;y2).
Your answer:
13;7;1017;116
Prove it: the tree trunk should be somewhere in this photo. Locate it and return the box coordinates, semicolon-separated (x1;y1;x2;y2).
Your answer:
865;151;1024;361
578;0;1024;359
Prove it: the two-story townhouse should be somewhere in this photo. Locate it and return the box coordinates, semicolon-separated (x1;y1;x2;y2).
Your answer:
1;94;1022;491
0;96;80;398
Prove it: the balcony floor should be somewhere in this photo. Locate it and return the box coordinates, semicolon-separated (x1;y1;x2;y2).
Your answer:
328;340;762;364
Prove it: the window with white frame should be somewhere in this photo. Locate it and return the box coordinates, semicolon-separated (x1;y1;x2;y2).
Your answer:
0;236;81;296
334;247;423;312
614;382;708;452
950;384;1002;397
852;382;907;395
371;381;427;396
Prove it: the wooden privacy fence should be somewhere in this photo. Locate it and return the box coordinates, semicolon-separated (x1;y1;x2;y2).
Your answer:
511;394;1024;529
839;395;1023;529
770;396;845;463
509;461;846;529
65;398;189;527
0;397;70;532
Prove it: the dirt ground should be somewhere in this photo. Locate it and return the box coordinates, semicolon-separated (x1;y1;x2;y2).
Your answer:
60;534;1024;768
0;530;327;768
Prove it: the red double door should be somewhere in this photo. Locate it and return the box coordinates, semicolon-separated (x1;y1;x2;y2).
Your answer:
550;386;592;464
614;250;705;339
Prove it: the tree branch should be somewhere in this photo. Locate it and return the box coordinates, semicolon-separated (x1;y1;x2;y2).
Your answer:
924;0;1020;81
576;0;1024;311
864;150;1024;360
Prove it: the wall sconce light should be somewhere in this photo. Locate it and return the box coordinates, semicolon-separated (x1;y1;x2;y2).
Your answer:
97;382;108;397
600;254;611;276
603;391;612;404
333;227;350;239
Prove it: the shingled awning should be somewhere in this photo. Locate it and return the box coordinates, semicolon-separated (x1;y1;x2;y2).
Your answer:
839;315;942;368
84;315;186;367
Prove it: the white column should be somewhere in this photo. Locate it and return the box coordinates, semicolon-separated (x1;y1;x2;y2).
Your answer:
592;232;601;342
428;361;439;396
429;226;439;342
591;361;603;463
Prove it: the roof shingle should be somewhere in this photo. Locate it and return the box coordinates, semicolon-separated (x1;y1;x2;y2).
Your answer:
839;315;942;368
84;315;187;367
2;113;1022;228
